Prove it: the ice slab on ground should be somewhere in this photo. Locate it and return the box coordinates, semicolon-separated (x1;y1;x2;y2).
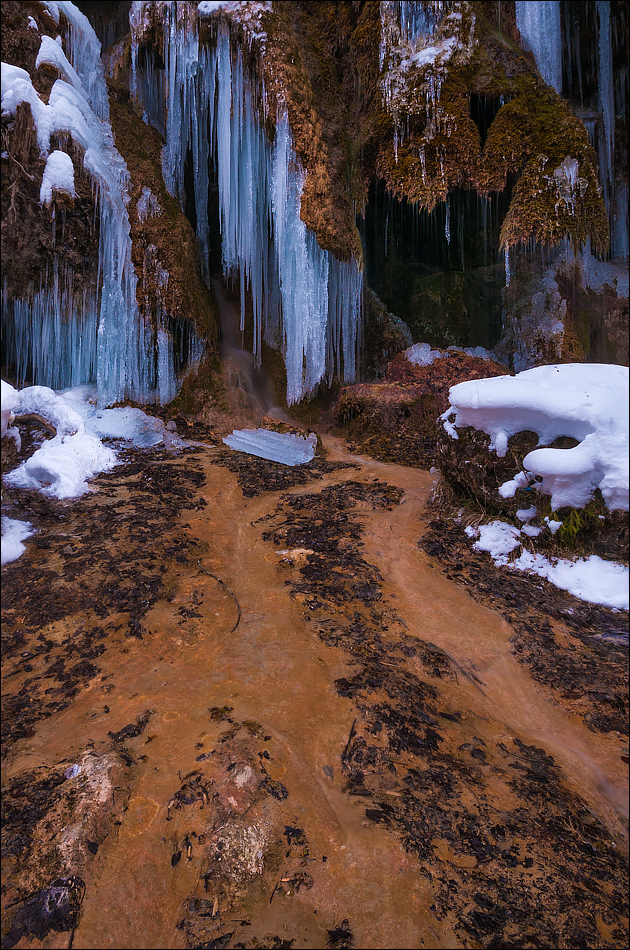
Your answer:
62;387;165;447
223;428;317;465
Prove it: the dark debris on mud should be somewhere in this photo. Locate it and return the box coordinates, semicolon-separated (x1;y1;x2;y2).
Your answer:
210;450;358;497
1;449;207;760
259;480;629;949
420;517;629;736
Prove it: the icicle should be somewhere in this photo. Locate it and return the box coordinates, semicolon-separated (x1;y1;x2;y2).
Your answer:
596;2;614;193
515;1;562;93
132;5;362;405
505;246;511;286
444;199;451;245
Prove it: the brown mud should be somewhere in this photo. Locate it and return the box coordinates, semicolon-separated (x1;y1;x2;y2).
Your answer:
1;430;628;950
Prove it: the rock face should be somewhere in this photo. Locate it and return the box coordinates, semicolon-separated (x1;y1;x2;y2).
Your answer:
2;1;628;412
335;349;510;468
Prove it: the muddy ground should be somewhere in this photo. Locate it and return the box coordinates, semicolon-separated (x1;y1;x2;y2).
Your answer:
1;427;628;950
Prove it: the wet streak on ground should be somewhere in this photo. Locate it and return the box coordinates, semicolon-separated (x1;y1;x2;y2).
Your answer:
1;435;628;949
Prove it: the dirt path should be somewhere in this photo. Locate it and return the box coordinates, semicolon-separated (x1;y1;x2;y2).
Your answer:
1;436;628;949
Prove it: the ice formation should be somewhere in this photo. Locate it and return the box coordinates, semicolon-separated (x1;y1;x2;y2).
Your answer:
443;363;629;512
131;3;362;405
515;1;562;93
223;428;317;466
405;342;494;367
1;3;200;406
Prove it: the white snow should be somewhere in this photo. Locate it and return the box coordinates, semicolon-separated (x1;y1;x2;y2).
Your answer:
1;379;21;436
36;33;83;92
442;364;629;511
1;517;35;566
448;364;628;608
40;148;75;204
512;550;628;610
2;384;116;499
465;521;521;565
464;520;628;609
223;429;317;466
28;15;39;31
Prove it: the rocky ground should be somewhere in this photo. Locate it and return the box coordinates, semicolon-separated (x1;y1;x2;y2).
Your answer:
1;398;628;949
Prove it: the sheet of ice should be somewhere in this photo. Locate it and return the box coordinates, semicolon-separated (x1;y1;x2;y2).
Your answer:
1;516;35;566
223;429;317;466
515;1;562;93
443;364;629;511
40;148;75;204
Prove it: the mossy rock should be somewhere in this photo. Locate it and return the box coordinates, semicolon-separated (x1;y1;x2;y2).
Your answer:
436;424;542;516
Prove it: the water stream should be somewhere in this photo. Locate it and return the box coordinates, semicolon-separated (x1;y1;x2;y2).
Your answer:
3;431;627;949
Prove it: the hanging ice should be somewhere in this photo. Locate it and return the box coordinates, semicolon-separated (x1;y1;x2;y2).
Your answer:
132;5;362;405
1;2;199;406
515;1;562;93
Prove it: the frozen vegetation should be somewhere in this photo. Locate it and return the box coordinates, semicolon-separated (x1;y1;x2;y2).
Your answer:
1;4;189;406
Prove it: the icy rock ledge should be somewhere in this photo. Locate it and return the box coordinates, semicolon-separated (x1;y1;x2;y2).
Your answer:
223;429;317;466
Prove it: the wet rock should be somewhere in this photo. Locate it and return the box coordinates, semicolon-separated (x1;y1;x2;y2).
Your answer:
1;877;84;948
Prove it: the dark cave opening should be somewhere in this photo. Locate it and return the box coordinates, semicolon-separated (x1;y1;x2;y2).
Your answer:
359;180;513;351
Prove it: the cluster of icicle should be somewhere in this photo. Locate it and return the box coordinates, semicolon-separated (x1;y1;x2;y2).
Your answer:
516;0;626;260
2;1;202;406
130;2;362;405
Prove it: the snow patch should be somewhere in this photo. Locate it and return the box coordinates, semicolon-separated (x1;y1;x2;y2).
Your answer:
1;517;35;566
40;148;75;205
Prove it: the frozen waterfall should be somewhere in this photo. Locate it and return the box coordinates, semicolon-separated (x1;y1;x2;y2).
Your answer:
515;1;562;93
3;1;201;406
131;6;362;405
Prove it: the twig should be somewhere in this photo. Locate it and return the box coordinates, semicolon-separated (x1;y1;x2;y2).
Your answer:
197;559;241;633
341;718;357;765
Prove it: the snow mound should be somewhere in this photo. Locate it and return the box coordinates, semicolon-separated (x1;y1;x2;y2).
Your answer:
442;363;629;511
40;149;75;204
2;384;116;498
